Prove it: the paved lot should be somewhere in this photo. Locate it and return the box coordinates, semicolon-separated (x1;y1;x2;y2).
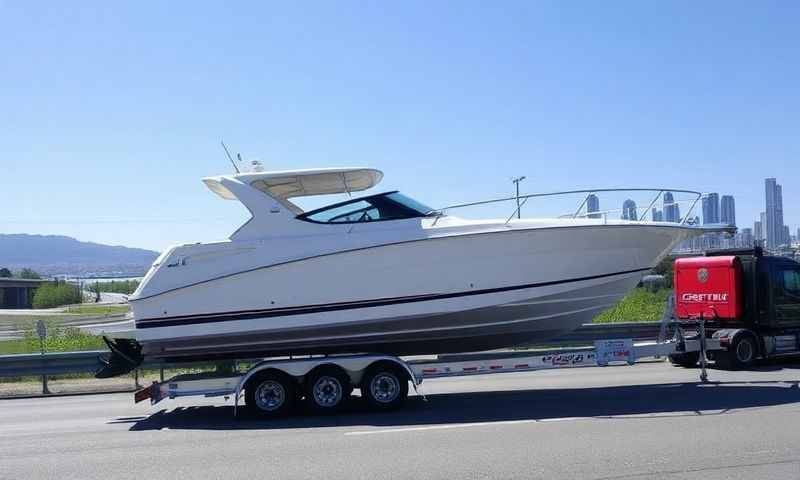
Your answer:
1;361;799;479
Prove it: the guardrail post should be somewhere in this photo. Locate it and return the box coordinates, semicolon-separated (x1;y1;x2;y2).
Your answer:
134;369;142;389
42;373;50;395
159;367;164;382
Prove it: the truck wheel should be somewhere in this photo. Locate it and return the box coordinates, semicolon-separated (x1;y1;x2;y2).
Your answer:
361;363;409;411
306;366;351;414
668;351;700;368
717;335;757;370
244;371;295;418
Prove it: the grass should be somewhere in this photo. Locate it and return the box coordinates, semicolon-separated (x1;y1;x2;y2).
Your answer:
0;321;106;355
593;287;671;323
64;304;129;315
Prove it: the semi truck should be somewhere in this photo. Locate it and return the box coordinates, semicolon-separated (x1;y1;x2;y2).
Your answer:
669;247;800;369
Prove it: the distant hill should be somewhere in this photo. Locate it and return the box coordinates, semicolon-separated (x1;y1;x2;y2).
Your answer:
0;234;159;278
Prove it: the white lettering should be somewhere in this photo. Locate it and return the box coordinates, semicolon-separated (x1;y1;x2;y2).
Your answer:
680;293;729;303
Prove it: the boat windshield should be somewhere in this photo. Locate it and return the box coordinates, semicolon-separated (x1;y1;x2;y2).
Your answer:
298;191;435;224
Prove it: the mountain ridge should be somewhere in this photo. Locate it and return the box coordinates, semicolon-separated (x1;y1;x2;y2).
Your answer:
0;234;159;277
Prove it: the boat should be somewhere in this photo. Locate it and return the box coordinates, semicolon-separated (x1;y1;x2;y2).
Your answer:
95;164;708;378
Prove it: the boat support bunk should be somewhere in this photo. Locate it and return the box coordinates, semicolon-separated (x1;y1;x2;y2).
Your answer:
132;320;720;418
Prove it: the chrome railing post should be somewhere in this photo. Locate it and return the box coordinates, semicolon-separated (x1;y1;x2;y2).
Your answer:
572;194;592;219
642;190;664;222
680;193;702;225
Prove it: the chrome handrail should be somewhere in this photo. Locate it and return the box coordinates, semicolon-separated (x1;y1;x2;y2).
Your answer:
437;188;703;226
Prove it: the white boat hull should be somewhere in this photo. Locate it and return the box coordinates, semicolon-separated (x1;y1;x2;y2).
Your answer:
115;223;693;361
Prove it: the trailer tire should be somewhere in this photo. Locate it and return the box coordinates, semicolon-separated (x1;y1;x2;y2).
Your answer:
668;351;700;368
244;370;295;418
361;363;409;412
716;335;757;370
305;366;351;414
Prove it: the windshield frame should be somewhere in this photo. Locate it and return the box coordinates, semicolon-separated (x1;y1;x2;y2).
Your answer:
296;191;435;225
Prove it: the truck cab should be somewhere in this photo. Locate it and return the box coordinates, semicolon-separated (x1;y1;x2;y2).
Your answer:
672;247;800;368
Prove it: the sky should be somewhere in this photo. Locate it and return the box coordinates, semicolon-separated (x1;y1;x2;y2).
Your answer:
2;1;798;251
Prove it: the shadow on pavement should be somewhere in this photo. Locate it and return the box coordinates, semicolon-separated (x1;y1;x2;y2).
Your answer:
124;380;800;432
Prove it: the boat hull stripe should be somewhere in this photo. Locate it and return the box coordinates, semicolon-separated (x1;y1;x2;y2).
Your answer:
136;267;651;329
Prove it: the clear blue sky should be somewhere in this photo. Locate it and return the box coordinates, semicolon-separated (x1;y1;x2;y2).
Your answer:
2;1;798;251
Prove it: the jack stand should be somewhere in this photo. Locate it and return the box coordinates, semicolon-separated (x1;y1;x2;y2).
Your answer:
698;315;709;383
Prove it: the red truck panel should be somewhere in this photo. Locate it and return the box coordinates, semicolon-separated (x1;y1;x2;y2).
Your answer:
674;256;743;320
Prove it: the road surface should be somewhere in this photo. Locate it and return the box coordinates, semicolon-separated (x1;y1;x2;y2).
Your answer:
1;361;799;479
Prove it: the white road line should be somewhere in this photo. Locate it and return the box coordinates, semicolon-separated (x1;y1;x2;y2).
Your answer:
344;416;585;436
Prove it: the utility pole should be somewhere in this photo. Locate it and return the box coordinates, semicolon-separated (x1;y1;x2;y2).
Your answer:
512;176;526;219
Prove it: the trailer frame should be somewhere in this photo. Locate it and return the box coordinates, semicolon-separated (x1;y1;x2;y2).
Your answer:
134;320;720;417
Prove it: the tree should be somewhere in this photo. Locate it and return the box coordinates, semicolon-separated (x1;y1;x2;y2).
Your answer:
0;268;11;278
16;268;41;279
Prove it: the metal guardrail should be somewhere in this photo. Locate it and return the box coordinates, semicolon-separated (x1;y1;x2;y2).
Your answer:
550;322;667;344
0;351;104;377
0;322;670;380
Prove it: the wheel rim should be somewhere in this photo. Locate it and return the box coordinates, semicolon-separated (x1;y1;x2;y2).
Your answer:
736;339;753;363
370;372;400;404
312;376;343;407
255;380;286;411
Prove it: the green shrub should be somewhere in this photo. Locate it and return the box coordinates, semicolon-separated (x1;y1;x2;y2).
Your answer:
32;281;83;309
593;288;671;323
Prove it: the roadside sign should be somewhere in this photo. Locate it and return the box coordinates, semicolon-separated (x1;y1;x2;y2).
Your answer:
36;319;47;341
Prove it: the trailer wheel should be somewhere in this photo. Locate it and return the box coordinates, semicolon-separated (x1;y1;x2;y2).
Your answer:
244;371;295;418
361;363;409;411
305;366;351;414
716;335;756;370
668;351;700;368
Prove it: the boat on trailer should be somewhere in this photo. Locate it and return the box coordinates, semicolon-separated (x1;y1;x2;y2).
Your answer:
95;162;709;378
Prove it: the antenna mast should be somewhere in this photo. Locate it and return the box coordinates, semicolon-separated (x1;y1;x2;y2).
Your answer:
220;140;241;173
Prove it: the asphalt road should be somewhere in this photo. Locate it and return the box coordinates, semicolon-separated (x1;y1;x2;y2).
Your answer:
2;361;800;479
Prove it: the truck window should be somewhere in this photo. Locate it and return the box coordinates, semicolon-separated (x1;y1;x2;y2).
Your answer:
774;266;800;328
783;269;800;295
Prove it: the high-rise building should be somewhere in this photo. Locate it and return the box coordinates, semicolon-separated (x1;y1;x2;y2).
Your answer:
651;208;663;222
797;227;800;246
740;228;753;247
586;194;600;219
702;193;720;224
720;195;736;226
754;220;763;245
622;199;637;221
765;178;785;248
783;225;791;247
663;191;681;223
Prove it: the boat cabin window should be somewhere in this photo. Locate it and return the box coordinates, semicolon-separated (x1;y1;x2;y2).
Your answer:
298;191;434;224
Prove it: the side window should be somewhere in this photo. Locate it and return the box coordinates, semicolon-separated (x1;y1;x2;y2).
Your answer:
782;269;800;296
305;200;372;223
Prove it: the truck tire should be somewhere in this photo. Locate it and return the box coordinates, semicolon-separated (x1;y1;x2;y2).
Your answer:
668;351;700;368
244;370;295;418
716;335;757;370
305;366;351;414
361;363;409;411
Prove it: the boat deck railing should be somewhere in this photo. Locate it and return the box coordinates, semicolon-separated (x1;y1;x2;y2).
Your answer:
437;188;704;225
